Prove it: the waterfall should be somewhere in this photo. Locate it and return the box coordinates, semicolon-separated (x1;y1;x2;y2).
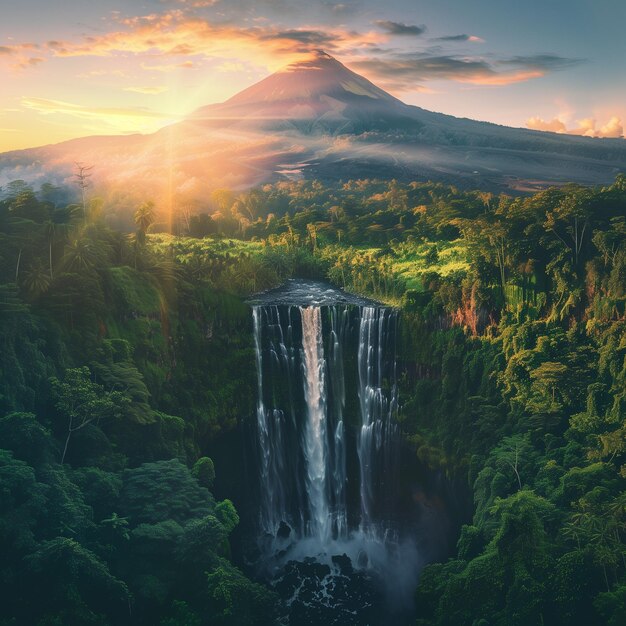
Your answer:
328;306;348;538
357;307;398;529
300;306;330;540
252;302;398;548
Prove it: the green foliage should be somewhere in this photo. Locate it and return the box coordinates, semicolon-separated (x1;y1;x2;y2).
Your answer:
205;561;279;626
0;449;47;557
0;411;57;465
192;456;215;489
120;459;214;525
50;366;127;464
3;175;626;624
160;601;201;626
595;584;626;626
175;514;227;565
215;499;239;533
24;537;130;626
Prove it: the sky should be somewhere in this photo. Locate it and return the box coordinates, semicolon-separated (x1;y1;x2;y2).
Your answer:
1;0;625;151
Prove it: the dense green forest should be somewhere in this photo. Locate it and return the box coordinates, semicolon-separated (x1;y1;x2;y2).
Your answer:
1;175;626;625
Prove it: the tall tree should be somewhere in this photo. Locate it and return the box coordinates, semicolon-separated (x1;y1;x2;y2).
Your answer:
74;162;94;222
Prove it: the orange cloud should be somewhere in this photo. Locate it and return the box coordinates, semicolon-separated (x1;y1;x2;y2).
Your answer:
0;43;40;55
44;13;383;72
16;57;45;69
0;43;45;71
460;69;544;86
527;116;567;133
599;116;624;138
527;115;624;138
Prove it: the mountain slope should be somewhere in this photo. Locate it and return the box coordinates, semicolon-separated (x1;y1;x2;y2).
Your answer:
1;50;625;220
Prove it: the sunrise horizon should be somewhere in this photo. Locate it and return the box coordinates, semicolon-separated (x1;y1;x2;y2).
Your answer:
1;0;624;152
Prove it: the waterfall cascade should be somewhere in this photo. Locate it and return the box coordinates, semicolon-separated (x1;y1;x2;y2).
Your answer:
252;302;399;549
247;281;445;624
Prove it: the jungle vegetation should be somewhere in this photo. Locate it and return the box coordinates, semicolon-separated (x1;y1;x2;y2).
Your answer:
1;174;626;625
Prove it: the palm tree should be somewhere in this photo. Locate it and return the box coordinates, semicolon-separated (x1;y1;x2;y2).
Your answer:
134;201;156;235
42;206;77;279
62;236;109;272
22;261;51;297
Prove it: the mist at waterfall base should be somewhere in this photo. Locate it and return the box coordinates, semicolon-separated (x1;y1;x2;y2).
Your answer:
243;281;450;625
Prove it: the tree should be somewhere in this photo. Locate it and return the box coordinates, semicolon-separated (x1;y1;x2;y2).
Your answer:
175;514;228;566
206;561;278;626
215;500;239;534
43;205;78;278
478;191;494;212
545;188;594;268
62;235;110;272
454;214;510;300
135;201;156;239
120;459;214;525
528;361;569;411
211;188;234;213
192;456;216;489
74;162;94;222
24;537;130;624
160;601;202;626
0;449;47;558
492;435;529;489
21;259;51;297
0;412;57;466
595;583;626;626
50;366;126;464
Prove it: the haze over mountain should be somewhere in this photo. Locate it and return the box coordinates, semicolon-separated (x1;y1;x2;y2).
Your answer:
1;50;625;221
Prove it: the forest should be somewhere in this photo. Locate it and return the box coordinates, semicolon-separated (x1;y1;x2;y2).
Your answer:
1;174;626;625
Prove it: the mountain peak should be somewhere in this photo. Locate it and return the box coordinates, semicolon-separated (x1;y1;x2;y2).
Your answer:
209;50;401;112
277;49;342;73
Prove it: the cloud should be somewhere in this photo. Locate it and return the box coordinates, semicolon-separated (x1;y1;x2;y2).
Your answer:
0;5;580;96
527;115;623;138
21;97;176;131
123;86;169;94
351;52;582;90
435;34;484;43
259;28;337;46
43;13;380;65
502;55;580;71
526;116;567;133
16;57;45;69
375;20;426;36
599;116;624;138
323;2;355;14
170;0;219;6
141;61;196;72
0;43;45;70
78;69;128;78
216;61;246;72
0;43;40;55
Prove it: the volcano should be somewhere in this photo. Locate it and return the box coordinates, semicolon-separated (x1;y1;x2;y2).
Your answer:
1;50;625;222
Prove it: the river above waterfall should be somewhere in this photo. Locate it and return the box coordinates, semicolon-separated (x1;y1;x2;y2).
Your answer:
248;278;383;307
